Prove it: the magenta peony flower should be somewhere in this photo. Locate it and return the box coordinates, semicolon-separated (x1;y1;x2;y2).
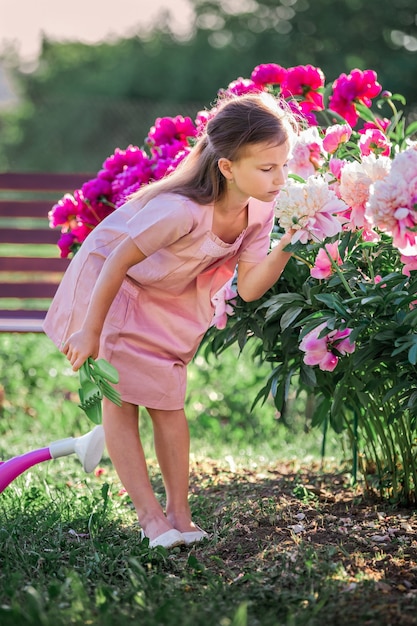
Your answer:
287;99;319;127
146;116;197;148
328;69;382;127
81;177;112;205
310;242;343;279
194;109;213;135
48;193;82;228
57;231;77;259
299;323;355;372
70;221;92;245
102;145;148;176
281;65;325;110
360;119;391;134
251;63;288;87
222;77;263;97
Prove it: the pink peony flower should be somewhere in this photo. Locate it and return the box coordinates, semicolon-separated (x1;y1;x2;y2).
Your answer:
358;128;391;157
287;127;325;179
251;63;287;86
328;69;382;127
299;323;355;372
102;145;149;176
146;115;196;147
211;279;237;330
401;254;417;276
288;99;319;127
328;158;347;181
57;231;77;258
322;124;352;154
310;242;343;279
48;193;83;229
281;64;325;110
275;175;348;244
366;146;417;254
222;77;263;97
360;118;391;134
81;177;112;204
339;160;373;229
70;221;92;245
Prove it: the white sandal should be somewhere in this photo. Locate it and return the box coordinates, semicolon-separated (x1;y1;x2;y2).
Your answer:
181;526;210;546
140;528;184;549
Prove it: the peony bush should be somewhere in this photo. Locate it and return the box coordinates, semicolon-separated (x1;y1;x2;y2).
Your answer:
49;63;417;503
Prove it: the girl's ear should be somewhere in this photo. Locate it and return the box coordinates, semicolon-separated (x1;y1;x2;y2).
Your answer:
217;157;234;181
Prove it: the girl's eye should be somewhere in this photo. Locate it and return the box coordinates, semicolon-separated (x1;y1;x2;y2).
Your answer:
261;167;273;172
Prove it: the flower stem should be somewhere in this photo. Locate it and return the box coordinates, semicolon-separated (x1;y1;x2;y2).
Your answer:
323;245;355;298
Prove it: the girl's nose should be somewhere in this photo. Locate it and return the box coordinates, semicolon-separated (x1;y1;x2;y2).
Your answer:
274;168;286;186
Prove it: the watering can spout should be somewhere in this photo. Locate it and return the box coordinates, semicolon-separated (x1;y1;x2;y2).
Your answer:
49;426;105;473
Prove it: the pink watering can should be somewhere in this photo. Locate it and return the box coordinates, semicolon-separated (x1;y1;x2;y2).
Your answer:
0;426;105;493
0;357;120;493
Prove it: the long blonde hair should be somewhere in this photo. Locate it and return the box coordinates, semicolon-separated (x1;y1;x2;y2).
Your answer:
131;91;299;206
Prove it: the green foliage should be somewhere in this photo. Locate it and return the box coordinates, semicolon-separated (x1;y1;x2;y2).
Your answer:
203;229;417;504
0;334;329;463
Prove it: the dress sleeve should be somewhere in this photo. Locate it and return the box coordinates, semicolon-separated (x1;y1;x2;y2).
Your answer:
126;194;194;256
238;200;275;263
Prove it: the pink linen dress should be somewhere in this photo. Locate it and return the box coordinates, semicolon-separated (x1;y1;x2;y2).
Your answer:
43;192;274;409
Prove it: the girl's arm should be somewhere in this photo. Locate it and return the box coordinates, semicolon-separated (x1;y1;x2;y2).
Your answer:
62;237;146;370
236;231;293;302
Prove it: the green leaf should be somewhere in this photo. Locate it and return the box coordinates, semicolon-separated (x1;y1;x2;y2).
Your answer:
280;306;303;331
408;342;417;365
360;296;384;306
314;293;349;316
311;396;331;428
300;362;317;388
405;120;417;138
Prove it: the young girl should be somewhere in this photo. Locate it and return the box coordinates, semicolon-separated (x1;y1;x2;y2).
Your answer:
44;91;299;549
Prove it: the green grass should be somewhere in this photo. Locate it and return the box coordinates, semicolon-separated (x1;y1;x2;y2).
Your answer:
2;334;415;625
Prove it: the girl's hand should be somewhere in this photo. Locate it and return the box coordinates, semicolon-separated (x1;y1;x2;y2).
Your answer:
280;229;296;245
61;330;100;371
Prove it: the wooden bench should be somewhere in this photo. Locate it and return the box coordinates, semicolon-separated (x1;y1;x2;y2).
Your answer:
0;172;92;332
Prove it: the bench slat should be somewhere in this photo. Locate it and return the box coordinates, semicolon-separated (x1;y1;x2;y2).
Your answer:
0;200;56;218
0;257;69;272
1;282;60;298
0;317;46;333
0;228;62;245
0;172;90;191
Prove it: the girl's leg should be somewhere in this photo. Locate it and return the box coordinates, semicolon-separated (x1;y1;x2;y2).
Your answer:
102;398;175;540
146;406;197;533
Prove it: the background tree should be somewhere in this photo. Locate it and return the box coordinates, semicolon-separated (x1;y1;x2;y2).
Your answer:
0;0;415;172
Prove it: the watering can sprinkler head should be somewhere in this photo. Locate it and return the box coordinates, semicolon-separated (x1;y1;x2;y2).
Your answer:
49;425;105;473
0;426;106;494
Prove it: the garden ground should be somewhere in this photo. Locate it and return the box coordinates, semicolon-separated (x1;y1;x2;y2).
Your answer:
2;454;416;626
1;334;416;625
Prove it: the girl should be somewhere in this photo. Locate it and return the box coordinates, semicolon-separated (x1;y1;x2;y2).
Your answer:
44;91;299;549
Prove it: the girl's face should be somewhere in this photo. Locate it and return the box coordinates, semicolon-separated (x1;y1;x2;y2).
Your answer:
227;140;291;204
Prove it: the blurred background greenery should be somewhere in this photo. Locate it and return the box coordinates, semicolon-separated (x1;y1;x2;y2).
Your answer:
0;334;343;465
0;0;416;173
